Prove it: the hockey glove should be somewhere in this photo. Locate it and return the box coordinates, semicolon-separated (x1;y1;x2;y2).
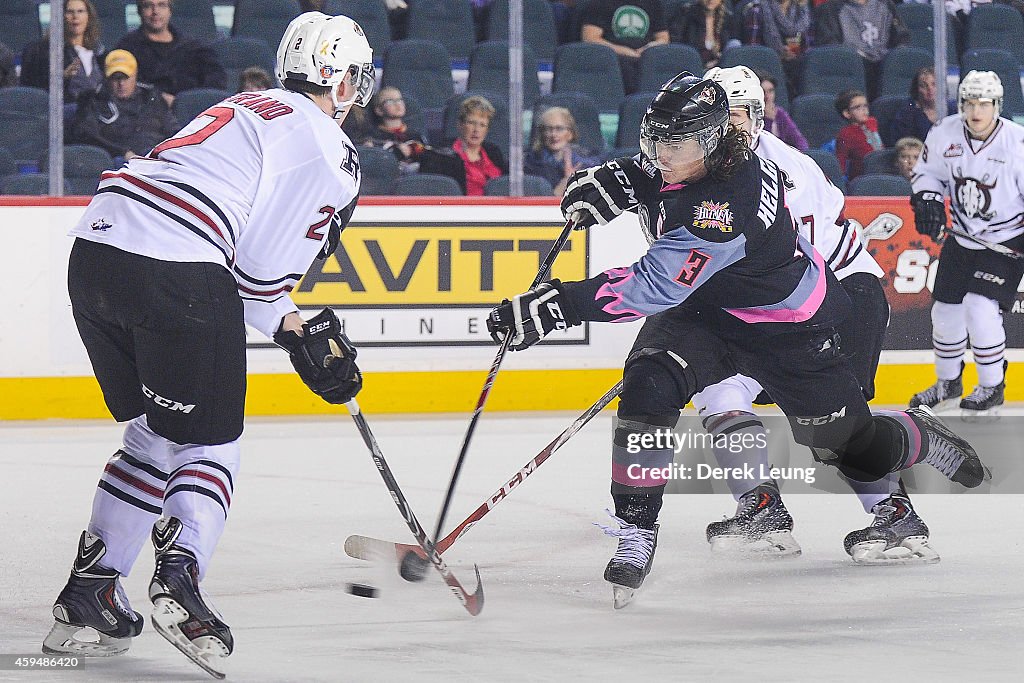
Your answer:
560;159;641;230
487;280;580;351
273;308;362;404
911;190;947;241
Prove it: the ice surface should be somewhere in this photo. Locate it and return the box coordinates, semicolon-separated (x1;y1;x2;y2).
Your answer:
1;412;1021;682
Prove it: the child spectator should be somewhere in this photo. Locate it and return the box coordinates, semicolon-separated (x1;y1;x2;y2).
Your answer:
368;86;428;172
524;106;602;195
669;0;742;69
236;66;272;93
758;71;808;150
894;136;923;181
20;0;105;101
835;88;884;181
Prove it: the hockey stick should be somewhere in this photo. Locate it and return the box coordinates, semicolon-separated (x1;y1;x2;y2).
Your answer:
344;380;623;564
943;225;1024;260
344;398;484;616
399;219;576;581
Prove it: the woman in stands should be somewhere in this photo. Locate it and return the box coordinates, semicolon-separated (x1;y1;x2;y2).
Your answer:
21;0;105;101
890;66;941;143
525;106;602;195
758;71;808;151
422;95;507;195
670;0;742;69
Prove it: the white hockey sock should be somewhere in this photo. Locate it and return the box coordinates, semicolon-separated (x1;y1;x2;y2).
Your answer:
88;417;170;576
162;440;240;580
840;471;902;513
703;412;771;501
964;292;1006;387
931;301;967;380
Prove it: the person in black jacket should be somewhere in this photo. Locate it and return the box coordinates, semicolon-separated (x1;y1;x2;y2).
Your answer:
20;0;105;101
420;95;507;195
70;49;179;160
115;0;226;107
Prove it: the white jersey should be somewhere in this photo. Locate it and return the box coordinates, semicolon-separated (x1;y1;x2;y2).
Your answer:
753;131;883;279
914;114;1024;249
70;88;362;338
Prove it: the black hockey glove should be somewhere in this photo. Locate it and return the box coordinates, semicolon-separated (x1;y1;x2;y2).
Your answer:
560;159;641;230
273;308;362;404
911;190;947;241
487;280;581;351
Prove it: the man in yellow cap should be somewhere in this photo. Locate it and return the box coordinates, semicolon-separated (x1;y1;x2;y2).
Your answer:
69;49;179;166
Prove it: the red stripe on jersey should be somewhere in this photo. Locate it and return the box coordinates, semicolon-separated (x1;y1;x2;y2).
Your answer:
235;281;295;297
834;231;858;269
104;462;164;499
100;171;233;256
169;468;232;506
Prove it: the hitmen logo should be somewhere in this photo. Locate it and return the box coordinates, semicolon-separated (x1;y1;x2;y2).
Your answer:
698;85;717;106
692;200;734;232
953;173;996;220
141;384;195;413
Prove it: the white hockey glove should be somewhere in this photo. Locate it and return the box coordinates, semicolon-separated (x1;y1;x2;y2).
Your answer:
560;159;641;230
487;281;581;351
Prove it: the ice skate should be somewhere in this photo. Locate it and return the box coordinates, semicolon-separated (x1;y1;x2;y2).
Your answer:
706;480;801;558
597;512;658;609
960;374;1005;424
149;517;233;679
844;491;939;565
909;367;963;412
42;531;144;657
908;406;990;488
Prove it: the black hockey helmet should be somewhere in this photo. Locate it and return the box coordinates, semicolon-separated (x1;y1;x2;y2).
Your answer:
640;72;730;172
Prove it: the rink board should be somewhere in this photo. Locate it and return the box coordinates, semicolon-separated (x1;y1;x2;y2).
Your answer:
2;196;1022;419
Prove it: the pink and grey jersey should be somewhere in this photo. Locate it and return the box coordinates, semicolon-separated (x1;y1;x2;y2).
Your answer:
69;88;361;338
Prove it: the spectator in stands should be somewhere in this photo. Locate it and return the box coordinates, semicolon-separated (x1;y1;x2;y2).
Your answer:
421;95;507;195
760;0;812;93
812;0;909;100
890;66;942;143
524;106;602;195
237;66;273;93
758;71;808;150
20;0;105;101
894;136;923;181
70;49;178;162
582;0;670;93
367;86;428;173
116;0;226;107
669;0;742;69
0;41;16;88
834;88;884;181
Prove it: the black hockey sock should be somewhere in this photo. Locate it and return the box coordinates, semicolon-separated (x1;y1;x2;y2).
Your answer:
611;484;665;530
836;415;907;482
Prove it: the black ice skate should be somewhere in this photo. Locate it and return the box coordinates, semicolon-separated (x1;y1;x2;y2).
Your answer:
149;517;233;679
706;480;801;558
844;489;939;565
598;512;658;609
908;406;990;488
960;363;1006;423
909;366;963;412
42;531;144;657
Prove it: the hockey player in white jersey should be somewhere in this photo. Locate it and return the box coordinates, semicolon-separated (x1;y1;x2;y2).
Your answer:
910;70;1024;421
43;12;373;677
696;66;936;565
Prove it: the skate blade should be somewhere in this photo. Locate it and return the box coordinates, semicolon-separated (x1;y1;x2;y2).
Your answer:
151;597;229;679
960;406;1002;423
710;531;802;558
850;538;940;566
42;622;132;657
611;584;638;610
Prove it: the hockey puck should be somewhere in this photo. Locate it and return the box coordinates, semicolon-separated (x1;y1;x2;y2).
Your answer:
399;551;429;583
347;582;378;598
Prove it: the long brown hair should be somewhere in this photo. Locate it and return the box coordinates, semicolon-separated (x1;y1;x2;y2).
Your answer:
707;124;752;181
65;0;102;51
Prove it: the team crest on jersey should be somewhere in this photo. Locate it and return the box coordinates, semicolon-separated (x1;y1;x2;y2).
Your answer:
944;143;964;158
953;173;997;220
693;200;733;232
698;86;717;106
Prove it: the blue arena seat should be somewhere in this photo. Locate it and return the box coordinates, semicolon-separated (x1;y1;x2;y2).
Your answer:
392;173;465;196
848;173;912;197
802;45;866;98
484;174;555;197
552;42;625;115
407;0;475;63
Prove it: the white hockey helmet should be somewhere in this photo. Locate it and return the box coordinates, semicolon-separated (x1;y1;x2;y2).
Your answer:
958;70;1002;119
704;65;765;141
276;12;375;113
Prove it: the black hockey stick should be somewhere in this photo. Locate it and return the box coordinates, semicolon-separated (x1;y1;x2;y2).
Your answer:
344;398;484;616
943;225;1024;260
344;380;623;563
400;219;576;582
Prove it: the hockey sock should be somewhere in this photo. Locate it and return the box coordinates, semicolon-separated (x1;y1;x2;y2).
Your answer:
703;412;770;501
612;486;665;530
840;471;903;513
964;292;1006;387
162;440;239;580
87;417;170;575
931;301;967;380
